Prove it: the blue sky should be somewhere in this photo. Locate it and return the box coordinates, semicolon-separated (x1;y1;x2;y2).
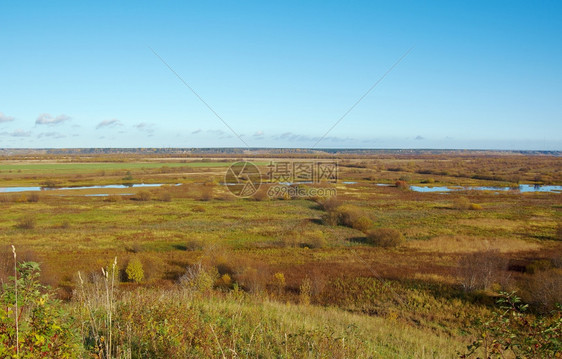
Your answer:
1;1;561;150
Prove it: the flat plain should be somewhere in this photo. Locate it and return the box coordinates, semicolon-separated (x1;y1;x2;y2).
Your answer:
1;151;560;358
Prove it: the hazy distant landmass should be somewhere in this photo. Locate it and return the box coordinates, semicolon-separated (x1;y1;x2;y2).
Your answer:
0;148;560;156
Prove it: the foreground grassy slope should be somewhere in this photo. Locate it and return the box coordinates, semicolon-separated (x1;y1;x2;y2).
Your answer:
73;288;464;358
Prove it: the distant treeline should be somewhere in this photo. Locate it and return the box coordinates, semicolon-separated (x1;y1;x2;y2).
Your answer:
1;147;560;157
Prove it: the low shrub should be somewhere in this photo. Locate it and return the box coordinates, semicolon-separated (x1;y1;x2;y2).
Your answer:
185;239;205;251
125;242;144;253
306;231;327;249
135;190;152;201
457;250;509;292
159;191;172;202
198;182;215;201
345;215;373;232
522;268;562;311
252;186;270;201
15;215;36;229
191;204;206;213
126;257;144;283
235;265;269;294
104;194;122;202
322;211;340;226
395;180;409;190
216;273;232;289
322;205;373;232
469;203;483;210
365;228;405;247
139;255;164;281
526;259;552;274
317;196;342;212
26;192;40;202
179;262;218;293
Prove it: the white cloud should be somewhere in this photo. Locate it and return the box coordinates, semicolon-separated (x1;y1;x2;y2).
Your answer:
35;113;71;125
134;122;155;134
0;112;15;123
1;129;31;137
38;132;65;139
96;119;121;129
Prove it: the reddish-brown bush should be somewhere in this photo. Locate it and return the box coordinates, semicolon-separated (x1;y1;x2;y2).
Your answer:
366;228;405;247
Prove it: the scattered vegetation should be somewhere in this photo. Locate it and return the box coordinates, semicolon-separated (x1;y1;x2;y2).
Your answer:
0;153;560;357
365;228;406;247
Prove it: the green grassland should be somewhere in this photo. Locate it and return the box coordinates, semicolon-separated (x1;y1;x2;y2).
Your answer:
0;161;235;173
0;154;561;358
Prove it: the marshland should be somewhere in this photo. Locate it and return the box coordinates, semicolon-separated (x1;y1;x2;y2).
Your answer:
1;151;560;357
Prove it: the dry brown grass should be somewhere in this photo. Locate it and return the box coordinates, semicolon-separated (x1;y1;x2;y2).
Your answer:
457;218;523;231
406;235;540;254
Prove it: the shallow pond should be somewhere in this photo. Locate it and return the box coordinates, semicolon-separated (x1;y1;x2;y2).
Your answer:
0;183;170;194
408;184;562;193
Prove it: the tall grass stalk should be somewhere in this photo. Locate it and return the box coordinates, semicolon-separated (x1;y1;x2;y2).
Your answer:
109;257;117;358
100;258;117;359
78;271;101;351
210;324;226;359
11;245;19;358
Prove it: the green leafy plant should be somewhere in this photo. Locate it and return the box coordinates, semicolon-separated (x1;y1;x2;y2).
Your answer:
462;291;561;358
0;257;79;358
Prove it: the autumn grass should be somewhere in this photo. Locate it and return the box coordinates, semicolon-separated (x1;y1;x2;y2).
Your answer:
71;286;467;358
1;154;561;357
0;161;244;175
1;180;559;289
